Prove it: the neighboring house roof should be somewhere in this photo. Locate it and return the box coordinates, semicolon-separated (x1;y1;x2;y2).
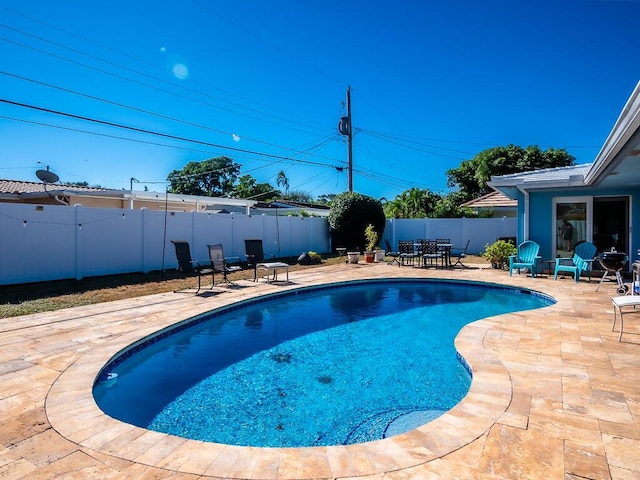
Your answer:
0;179;106;195
0;179;257;213
253;199;330;217
461;191;517;209
270;199;330;210
489;80;640;195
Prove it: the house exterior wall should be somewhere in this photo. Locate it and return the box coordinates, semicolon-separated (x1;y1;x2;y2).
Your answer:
519;186;640;266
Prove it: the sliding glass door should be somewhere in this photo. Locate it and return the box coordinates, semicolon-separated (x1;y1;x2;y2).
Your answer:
554;198;589;258
553;195;629;260
593;196;629;255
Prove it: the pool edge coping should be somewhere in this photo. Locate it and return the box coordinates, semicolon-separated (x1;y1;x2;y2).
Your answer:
44;276;556;479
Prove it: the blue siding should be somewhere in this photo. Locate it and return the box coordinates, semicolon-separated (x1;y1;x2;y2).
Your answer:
522;187;640;265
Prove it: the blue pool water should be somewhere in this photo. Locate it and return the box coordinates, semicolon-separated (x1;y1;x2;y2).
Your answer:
93;279;553;447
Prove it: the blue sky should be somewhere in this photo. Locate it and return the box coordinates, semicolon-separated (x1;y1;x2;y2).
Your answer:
1;1;638;201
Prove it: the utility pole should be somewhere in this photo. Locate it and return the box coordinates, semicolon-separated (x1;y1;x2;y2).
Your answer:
347;86;353;192
338;85;353;192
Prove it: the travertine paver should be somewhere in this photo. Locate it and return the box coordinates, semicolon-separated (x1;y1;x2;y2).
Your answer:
1;263;639;479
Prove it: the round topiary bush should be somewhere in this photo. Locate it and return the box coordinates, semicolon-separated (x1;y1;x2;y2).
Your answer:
328;192;385;252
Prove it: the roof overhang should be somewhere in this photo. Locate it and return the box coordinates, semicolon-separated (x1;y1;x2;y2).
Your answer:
489;80;640;196
584;80;640;187
488;165;592;199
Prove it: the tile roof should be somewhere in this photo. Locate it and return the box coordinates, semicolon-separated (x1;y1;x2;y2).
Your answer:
0;179;108;194
461;191;517;208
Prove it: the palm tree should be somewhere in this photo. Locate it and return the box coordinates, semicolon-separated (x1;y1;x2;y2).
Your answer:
276;171;289;197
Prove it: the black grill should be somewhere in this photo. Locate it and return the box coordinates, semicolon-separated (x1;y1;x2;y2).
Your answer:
597;252;628;272
596;251;629;295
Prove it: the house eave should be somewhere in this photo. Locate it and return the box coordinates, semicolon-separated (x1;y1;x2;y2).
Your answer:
488;175;586;196
584;80;640;185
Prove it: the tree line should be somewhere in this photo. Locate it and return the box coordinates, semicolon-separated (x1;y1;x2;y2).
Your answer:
161;144;574;215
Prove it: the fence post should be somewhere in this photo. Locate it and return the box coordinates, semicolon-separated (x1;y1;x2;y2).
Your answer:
75;205;83;280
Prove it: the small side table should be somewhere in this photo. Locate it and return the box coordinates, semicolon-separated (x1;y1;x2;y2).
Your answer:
541;259;556;276
336;247;347;265
256;262;289;283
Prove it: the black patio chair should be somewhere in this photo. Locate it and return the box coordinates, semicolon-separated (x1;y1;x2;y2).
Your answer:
207;244;242;285
384;239;401;266
171;240;214;292
244;239;290;282
398;240;417;266
421;240;442;268
450;240;471;268
244;239;265;281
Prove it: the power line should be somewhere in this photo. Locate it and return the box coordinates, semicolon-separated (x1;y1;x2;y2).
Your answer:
359;127;601;150
0;71;342;154
189;0;344;87
357;129;470;160
0;33;335;138
1;6;334;132
0;101;344;169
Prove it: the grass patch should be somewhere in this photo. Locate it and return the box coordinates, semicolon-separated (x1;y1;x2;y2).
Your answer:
0;254;487;318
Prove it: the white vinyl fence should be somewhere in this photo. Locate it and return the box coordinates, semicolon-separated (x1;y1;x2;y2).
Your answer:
0;203;516;285
0;204;330;285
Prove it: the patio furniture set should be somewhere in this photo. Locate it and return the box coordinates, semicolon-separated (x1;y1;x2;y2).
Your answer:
509;239;640;342
171;239;290;292
387;239;470;269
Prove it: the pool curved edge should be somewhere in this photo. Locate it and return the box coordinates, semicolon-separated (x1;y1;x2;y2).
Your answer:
44;278;541;479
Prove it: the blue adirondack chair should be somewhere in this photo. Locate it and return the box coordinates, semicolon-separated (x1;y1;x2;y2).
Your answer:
509;240;541;277
554;241;597;282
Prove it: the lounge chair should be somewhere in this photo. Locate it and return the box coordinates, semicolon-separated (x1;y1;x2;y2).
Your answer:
171;240;214;292
244;239;290;283
553;241;597;282
207;244;242;285
450;240;470;268
384;239;401;266
509;240;541;277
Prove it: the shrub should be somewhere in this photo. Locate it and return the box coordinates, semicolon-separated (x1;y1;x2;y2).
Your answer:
307;251;323;264
482;240;517;269
364;224;378;252
328;192;385;252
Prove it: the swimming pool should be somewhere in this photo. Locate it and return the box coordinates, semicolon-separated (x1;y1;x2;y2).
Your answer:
93;279;553;448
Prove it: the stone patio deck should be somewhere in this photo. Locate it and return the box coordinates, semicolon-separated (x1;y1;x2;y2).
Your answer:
1;263;638;479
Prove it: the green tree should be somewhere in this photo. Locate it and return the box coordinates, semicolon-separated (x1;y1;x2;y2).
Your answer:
316;193;337;205
446;144;575;202
328;192;385;252
432;191;477;218
276;170;289;196
285;190;314;203
383;188;442;219
61;181;104;188
233;175;278;201
167;156;240;196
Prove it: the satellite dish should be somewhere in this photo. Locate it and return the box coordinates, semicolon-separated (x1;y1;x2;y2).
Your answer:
36;166;59;184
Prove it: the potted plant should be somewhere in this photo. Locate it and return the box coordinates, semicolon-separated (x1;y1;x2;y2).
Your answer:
364;224;378;263
482;239;517;269
347;251;360;264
